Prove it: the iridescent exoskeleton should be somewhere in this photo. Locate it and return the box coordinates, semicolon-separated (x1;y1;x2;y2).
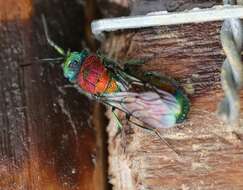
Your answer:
41;15;190;151
58;49;189;129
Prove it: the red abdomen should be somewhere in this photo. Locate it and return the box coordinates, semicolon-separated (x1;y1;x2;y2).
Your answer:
78;55;118;94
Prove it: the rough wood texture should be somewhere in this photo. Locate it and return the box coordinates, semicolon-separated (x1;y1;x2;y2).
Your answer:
0;0;107;189
101;0;243;189
96;0;222;16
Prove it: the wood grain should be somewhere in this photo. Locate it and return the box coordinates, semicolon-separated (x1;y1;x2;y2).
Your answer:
0;0;107;189
102;0;243;189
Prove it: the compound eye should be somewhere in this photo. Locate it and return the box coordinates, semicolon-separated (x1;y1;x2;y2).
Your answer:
69;60;78;69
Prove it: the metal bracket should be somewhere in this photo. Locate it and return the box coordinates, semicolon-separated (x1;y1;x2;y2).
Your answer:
91;5;243;39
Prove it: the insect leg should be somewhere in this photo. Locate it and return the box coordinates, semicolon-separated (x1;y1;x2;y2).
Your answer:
110;107;126;141
112;107;123;130
144;71;181;87
41;14;66;56
96;53;142;87
123;59;145;75
153;128;180;157
125;114;131;121
38;57;64;62
111;108;131;152
125;59;145;66
127;119;180;156
101;98;180;155
97;52;119;69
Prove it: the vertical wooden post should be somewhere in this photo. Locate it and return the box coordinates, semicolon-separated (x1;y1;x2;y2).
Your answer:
0;0;106;189
101;0;243;189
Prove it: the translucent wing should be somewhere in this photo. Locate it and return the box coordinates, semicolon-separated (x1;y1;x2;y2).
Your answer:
93;56;189;128
100;90;181;128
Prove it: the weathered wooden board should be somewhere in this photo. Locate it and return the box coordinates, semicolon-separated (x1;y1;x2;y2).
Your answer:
0;0;107;189
101;0;243;189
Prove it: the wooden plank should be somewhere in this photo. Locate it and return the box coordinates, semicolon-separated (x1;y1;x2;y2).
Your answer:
101;0;243;189
0;0;106;189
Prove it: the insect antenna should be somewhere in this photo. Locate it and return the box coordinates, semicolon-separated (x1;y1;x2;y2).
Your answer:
38;57;64;62
127;119;180;156
111;108;123;130
41;14;66;56
18;56;64;68
153;128;180;156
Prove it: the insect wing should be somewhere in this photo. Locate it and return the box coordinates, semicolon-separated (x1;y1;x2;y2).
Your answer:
100;90;181;128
